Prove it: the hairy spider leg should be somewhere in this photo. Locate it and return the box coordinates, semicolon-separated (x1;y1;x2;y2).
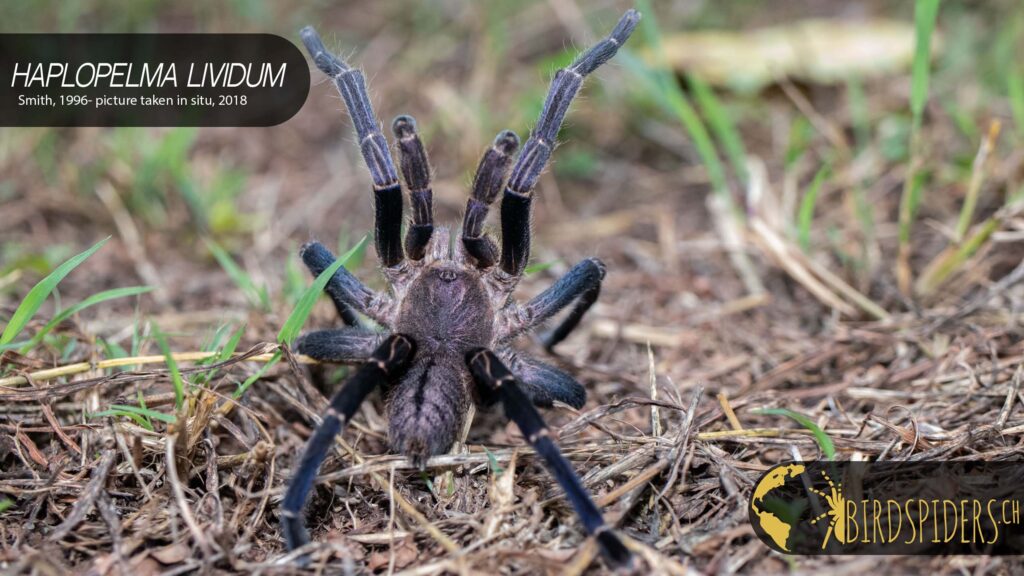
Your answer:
497;257;605;348
282;334;417;553
462;130;520;268
499;9;640;277
501;349;586;408
392;115;435;260
294;328;383;363
300;241;387;327
533;258;605;349
465;348;633;569
300;27;405;267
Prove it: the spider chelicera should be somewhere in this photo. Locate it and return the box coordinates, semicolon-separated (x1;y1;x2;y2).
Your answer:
282;9;640;569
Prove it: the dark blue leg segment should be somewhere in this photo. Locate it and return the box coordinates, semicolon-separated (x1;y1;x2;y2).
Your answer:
520;258;604;349
300;26;405;267
499;190;532;276
392;115;434;261
300;241;376;326
330;298;361;327
294;328;382;363
504;351;586;409
282;334;416;553
463;130;519;268
466;348;632;569
499;9;639;276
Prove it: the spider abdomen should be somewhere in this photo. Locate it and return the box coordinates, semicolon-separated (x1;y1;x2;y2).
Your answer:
386;357;471;465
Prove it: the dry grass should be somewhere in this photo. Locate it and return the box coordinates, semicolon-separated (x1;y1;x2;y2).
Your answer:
3;1;1024;574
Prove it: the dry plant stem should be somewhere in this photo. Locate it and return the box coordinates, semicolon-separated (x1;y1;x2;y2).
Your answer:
113;424;154;501
332;430;462;561
96;491;126;569
47;447;116;541
708;194;765;297
96;180;168;306
0;345;306;389
717;391;743;431
659;386;703;501
750;218;856;316
778;78;850;155
955;120;1002;243
897;155;923;295
304;429;817;484
928;257;1024;333
648;345;662;438
165;428;214;558
26;373;82;455
916;120;1005;296
997;364;1024;429
750;217;889;319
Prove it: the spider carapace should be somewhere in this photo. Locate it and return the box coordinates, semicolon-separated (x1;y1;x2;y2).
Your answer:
282;9;640;570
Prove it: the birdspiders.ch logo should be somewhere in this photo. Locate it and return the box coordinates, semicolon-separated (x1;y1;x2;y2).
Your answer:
748;461;1024;555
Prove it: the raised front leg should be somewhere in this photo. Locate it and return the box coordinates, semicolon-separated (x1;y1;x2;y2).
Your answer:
466;348;632;569
498;10;639;277
462;130;520;268
300;27;405;267
392;115;434;261
282;334;416;553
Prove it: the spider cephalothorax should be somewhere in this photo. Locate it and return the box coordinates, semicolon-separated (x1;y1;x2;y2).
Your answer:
282;9;639;570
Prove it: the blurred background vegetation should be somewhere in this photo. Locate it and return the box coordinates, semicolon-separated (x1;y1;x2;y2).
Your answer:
2;0;1024;572
2;0;1022;326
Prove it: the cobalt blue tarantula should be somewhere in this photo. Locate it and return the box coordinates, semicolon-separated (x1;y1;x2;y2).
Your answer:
282;9;640;570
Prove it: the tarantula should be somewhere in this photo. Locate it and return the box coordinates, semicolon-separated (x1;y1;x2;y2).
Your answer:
282;9;640;569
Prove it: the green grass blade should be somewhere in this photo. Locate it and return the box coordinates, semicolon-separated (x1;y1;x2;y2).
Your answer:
152;324;185;410
845;77;870;152
100;338;129;360
195;322;245;384
797;164;832;252
278;235;369;345
690;74;749;185
136;389;153;430
283;249;307;306
954;122;1001;242
234;350;280;398
524;261;559;275
90;409;150;429
899;169;927;248
911;0;940;134
105;404;177;423
20;286;152;352
623;1;732;209
483;446;504;476
339;231;370;271
754;408;836;460
204;237;269;311
897;0;941;293
1;236;110;345
219;323;245;362
91;404;176;429
1010;71;1024;139
201;323;232;355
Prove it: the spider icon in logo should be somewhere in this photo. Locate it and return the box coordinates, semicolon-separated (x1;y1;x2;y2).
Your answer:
809;470;848;549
